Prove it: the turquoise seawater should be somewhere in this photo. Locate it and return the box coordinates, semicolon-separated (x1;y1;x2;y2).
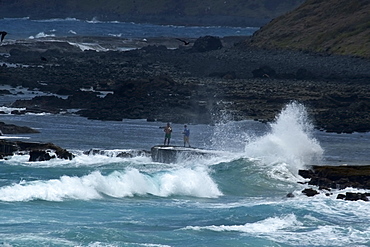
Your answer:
0;102;369;246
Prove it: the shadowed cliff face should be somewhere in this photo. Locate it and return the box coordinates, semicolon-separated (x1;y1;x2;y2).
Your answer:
249;0;370;57
0;0;304;27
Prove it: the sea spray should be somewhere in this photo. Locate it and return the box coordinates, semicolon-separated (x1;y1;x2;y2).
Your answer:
244;102;323;174
210;111;250;152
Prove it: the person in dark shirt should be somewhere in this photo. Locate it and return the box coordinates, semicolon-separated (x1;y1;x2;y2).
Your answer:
182;125;190;147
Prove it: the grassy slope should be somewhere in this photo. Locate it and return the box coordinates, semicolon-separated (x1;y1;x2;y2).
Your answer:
250;0;370;57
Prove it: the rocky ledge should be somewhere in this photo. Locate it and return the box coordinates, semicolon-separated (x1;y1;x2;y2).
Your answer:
0;122;39;134
1;36;370;133
0;139;73;161
299;165;370;201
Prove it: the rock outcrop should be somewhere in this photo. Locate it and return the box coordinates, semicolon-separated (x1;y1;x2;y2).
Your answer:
151;145;222;163
299;165;370;190
192;36;223;52
299;165;370;201
0;122;40;134
0;140;73;161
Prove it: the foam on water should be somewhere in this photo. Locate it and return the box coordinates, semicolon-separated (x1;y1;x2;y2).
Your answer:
185;213;300;233
185;209;370;246
29;32;56;39
0;106;26;113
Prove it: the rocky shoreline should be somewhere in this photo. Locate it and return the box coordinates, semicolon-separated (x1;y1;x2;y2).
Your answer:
0;139;73;161
1;36;370;133
299;165;370;201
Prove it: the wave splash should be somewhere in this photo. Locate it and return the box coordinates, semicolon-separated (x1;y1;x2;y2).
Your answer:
244;102;323;174
0;167;222;202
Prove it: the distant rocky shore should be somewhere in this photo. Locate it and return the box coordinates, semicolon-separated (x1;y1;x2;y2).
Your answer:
1;36;370;133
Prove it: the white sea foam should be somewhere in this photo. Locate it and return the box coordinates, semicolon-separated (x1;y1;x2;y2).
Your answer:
185;214;300;233
0;167;221;202
244;102;323;173
0;106;26;114
29;32;56;39
67;42;109;52
34;17;80;22
185;212;370;246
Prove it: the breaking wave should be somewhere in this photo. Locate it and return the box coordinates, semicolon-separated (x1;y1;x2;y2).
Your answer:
244;102;323;173
0;167;222;202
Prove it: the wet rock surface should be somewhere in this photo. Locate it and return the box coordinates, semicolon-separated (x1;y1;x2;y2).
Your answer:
1;36;370;133
299;165;370;201
0;139;73;161
299;165;370;190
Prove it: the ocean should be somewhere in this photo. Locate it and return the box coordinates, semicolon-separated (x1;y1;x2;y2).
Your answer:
1;18;370;247
0;17;257;41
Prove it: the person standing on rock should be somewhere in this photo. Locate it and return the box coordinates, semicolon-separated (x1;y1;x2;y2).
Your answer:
162;122;172;146
182;125;191;147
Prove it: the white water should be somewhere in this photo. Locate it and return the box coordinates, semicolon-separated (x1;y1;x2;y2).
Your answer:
244;102;323;173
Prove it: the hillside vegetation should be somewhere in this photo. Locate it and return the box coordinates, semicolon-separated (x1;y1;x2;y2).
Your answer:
249;0;370;57
0;0;304;26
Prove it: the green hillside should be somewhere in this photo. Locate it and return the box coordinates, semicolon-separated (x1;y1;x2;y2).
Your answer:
0;0;305;26
249;0;370;57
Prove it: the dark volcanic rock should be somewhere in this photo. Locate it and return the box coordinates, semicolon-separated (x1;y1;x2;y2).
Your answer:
192;36;223;52
299;165;370;190
0;139;73;161
0;89;12;95
302;188;319;197
300;165;370;201
337;192;370;201
0;122;39;134
252;65;276;78
29;150;54;161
